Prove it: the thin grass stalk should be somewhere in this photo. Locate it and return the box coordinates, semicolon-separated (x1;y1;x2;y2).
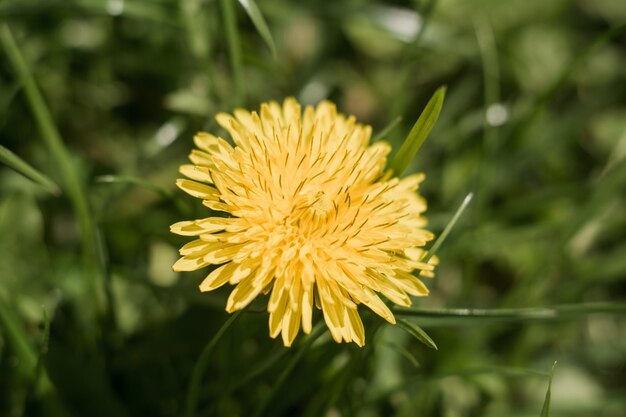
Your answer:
373;116;402;141
356;365;552;410
185;311;242;417
0;24;107;317
252;323;325;417
424;192;473;263
388;0;438;119
0;144;60;194
229;347;289;391
394;302;626;323
473;14;500;218
220;0;245;106
540;362;557;417
0;297;70;417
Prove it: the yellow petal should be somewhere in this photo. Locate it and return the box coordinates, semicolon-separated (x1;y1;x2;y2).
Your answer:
179;164;213;184
179;239;210;256
281;305;301;347
199;263;236;292
346;308;365;347
269;291;288;338
173;254;209;272
301;286;314;334
177;179;219;200
225;268;274;312
170;221;205;236
358;288;396;324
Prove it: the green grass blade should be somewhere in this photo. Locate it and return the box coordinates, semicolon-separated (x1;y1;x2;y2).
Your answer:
473;14;501;217
0;296;37;380
397;319;438;350
180;0;210;59
220;0;245;106
0;24;107;316
229;347;288;391
382;341;420;368
388;0;438;119
0;297;71;417
373;116;402;141
32;307;51;395
394;302;626;325
424;192;473;263
540;362;557;417
237;0;277;58
357;365;551;410
0;144;60;194
252;323;326;417
96;175;172;199
186;311;242;417
318;348;366;416
389;86;446;176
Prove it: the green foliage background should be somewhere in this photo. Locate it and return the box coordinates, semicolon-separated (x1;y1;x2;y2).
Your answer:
1;0;625;416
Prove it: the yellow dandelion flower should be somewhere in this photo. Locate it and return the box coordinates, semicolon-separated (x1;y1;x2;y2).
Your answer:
171;98;436;347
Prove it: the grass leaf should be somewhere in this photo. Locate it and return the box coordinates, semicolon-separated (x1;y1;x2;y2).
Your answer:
374;116;402;141
252;323;326;417
540;362;557;417
220;0;245;105
382;341;420;368
229;347;288;391
389;86;446;176
0;23;107;317
237;0;277;58
424;192;473;263
186;311;242;417
394;302;626;325
0;296;37;380
32;307;51;396
357;365;550;411
96;175;171;198
0;144;60;194
397;319;438;350
0;297;71;417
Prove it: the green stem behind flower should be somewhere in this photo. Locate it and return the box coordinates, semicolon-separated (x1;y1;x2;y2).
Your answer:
186;311;242;417
252;323;326;417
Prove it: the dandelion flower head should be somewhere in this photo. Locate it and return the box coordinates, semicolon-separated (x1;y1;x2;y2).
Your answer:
171;98;436;347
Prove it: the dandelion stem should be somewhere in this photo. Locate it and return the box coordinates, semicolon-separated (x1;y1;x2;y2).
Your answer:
229;347;289;391
252;323;325;417
186;311;242;417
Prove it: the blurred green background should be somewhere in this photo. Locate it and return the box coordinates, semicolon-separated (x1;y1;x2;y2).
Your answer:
1;0;625;416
